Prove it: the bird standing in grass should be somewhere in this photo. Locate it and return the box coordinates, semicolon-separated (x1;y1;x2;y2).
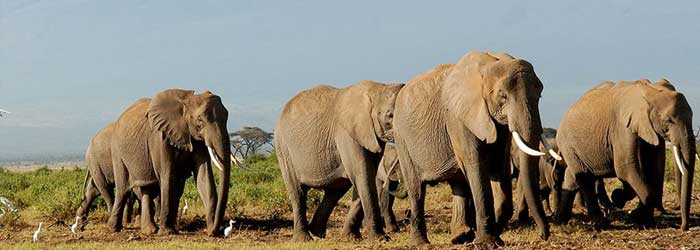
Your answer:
182;200;189;216
223;220;235;238
70;217;80;234
33;222;42;242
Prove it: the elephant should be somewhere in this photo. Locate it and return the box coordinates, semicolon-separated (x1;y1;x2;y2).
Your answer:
275;80;404;241
393;51;556;245
75;123;139;230
375;143;407;233
511;137;615;222
108;89;244;236
554;79;695;230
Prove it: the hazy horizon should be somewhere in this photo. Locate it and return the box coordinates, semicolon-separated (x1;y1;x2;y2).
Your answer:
1;1;699;161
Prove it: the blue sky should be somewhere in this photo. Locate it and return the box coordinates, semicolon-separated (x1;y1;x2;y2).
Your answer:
1;0;699;159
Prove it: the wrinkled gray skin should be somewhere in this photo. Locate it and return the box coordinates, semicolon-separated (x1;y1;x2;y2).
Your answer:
275;81;404;241
554;79;695;230
108;89;232;236
511;138;615;221
394;52;549;246
375;143;407;232
76;123;137;230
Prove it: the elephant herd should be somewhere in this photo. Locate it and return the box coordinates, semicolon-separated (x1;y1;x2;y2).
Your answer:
73;51;696;247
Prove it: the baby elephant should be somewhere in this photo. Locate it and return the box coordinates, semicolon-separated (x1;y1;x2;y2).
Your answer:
375;143;407;232
75;123;144;231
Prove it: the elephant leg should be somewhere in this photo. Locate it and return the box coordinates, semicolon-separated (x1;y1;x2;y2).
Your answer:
595;179;615;211
194;162;217;228
619;170;655;226
576;174;607;228
491;178;513;235
76;179;100;231
91;169;114;213
310;184;351;238
514;179;530;223
553;168;578;224
541;187;552;215
156;159;183;235
107;160;129;232
448;178;475;245
397;154;429;245
380;180;400;233
338;145;385;240
134;186;158;235
342;190;364;240
464;163;502;245
124;192;136;225
280;169;311;241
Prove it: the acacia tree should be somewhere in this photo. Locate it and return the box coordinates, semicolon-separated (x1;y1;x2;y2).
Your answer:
229;126;274;158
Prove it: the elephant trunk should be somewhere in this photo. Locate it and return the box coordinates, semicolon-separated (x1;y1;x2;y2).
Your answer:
674;129;695;230
206;126;231;236
510;101;550;240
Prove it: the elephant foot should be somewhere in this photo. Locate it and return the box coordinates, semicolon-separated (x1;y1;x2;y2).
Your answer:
292;231;313;242
472;234;505;248
552;213;570;226
339;229;362;242
142;225;158;235
411;232;430;245
157;226;178;235
628;207;655;228
589;214;609;230
108;220;123;233
386;222;400;233
450;229;475;245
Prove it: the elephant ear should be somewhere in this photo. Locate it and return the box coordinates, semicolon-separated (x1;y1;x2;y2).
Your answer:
622;86;659;146
338;88;382;153
147;89;195;151
653;78;676;91
444;54;497;143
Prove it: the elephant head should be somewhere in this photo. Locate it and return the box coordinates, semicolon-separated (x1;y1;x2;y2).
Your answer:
147;89;232;235
443;52;555;237
620;79;695;229
338;81;404;153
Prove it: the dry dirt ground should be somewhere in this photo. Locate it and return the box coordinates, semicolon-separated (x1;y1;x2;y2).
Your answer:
3;182;700;250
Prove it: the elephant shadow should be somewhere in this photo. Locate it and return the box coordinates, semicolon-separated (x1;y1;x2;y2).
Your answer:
178;216;293;232
563;209;700;231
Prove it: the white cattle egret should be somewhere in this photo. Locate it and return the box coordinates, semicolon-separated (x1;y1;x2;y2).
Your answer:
223;219;235;238
0;197;18;212
33;222;42;242
70;217;80;234
182;200;189;216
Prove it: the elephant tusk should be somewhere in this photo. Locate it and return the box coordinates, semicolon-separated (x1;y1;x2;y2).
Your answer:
540;135;563;161
673;145;687;176
207;146;225;172
512;132;546;157
695;153;699;163
385;142;396;147
230;153;254;171
382;158;400;190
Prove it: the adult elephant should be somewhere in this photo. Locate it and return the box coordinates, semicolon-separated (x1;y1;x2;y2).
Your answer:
394;52;554;245
554;79;695;230
75;123;140;230
108;89;240;236
376;143;407;233
275;81;404;241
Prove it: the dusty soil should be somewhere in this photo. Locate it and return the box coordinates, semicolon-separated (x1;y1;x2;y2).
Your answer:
3;183;700;249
